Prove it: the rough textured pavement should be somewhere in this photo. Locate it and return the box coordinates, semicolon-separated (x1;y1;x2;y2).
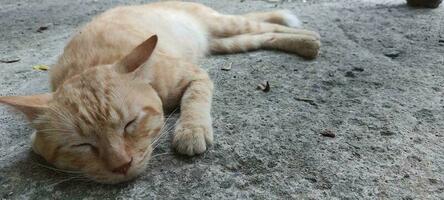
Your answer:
0;0;443;199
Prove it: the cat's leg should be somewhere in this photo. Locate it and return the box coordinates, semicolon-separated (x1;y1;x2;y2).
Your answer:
173;70;214;156
210;32;320;59
165;2;318;38
203;14;319;39
242;10;302;28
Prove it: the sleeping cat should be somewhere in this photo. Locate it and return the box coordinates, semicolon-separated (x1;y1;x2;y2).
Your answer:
0;1;320;183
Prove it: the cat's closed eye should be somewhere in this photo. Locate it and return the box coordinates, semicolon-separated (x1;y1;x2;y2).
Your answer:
124;118;137;134
71;143;99;154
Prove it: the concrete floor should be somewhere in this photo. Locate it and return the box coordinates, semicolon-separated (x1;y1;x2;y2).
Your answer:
0;0;443;199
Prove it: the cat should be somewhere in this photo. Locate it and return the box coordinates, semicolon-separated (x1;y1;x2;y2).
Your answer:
0;1;320;184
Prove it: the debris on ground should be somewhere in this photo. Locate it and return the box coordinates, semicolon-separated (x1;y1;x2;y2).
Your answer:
345;71;356;78
36;23;52;33
407;0;442;8
384;50;400;58
352;67;364;72
32;65;49;71
221;62;232;71
294;97;317;106
320;129;336;138
257;81;270;92
0;58;20;63
380;129;396;136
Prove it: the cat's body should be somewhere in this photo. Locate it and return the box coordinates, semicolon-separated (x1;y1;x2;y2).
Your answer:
0;1;320;183
51;2;209;91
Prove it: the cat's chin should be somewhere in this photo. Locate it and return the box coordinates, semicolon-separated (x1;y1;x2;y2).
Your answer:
88;152;151;184
89;164;148;184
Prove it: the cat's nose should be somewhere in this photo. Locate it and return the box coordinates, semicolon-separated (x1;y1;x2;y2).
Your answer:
111;157;133;175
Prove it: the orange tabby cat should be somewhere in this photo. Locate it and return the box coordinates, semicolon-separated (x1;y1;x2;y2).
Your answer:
0;1;320;183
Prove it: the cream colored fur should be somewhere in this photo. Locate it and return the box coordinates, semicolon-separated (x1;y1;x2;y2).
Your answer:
0;1;320;184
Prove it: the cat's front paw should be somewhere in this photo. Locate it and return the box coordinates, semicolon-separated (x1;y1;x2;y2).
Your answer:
298;37;321;59
173;123;213;156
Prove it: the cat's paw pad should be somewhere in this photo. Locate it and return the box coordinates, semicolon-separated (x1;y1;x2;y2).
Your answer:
173;123;213;156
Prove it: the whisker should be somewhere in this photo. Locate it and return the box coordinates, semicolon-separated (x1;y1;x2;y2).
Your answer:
37;128;73;133
151;126;176;151
151;125;173;147
46;176;85;188
48;107;74;127
151;108;180;148
151;118;180;150
159;114;179;135
151;152;173;159
165;107;179;120
43;107;76;133
153;124;172;143
159;107;179;133
33;161;83;174
24;120;67;127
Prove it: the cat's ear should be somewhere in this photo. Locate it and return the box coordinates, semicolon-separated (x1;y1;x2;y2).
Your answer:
116;35;158;73
0;93;52;121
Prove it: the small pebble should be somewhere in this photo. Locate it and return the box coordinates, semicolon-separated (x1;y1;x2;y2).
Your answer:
320;129;336;138
345;71;355;78
352;67;364;72
384;51;400;58
36;23;53;33
221;62;232;71
380;130;396;136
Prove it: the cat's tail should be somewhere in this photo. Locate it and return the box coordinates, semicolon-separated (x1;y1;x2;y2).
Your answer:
280;10;303;28
242;9;303;28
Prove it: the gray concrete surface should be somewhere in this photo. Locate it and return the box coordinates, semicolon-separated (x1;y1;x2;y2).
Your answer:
0;0;443;199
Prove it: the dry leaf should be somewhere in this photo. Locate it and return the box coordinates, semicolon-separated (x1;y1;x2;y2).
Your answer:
320;129;336;138
36;23;52;33
0;57;20;63
257;81;270;92
33;64;49;71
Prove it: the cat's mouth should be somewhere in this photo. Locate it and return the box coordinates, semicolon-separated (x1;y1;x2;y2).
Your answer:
90;148;152;184
88;163;146;184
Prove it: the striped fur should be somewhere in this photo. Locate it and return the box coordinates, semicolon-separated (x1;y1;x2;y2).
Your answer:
0;1;320;184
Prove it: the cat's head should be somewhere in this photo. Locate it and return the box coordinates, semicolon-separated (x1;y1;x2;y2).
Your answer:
0;35;165;183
